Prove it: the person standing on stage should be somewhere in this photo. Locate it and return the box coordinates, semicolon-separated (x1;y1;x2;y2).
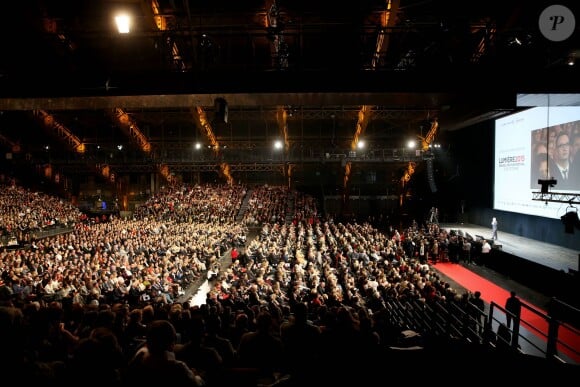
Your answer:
491;217;498;240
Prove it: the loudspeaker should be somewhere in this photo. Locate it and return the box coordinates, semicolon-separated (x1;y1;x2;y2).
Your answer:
426;158;437;193
214;97;228;124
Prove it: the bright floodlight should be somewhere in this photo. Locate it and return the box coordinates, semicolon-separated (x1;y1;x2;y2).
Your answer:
115;14;131;34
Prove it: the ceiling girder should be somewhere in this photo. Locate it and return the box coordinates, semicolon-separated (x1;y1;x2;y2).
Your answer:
0;92;457;111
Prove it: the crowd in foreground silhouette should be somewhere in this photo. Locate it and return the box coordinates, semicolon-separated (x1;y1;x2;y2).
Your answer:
0;181;577;385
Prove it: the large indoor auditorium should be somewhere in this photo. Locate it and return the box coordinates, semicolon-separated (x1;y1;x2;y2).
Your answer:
0;1;579;385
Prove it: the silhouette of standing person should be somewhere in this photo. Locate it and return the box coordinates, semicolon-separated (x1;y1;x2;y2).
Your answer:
469;291;485;337
504;291;521;329
491;217;498;240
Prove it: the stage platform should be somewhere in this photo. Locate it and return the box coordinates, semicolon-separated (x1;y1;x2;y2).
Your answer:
439;223;579;273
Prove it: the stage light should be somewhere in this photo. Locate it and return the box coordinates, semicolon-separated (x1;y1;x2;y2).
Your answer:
567;52;576;66
115;14;131;34
561;209;580;234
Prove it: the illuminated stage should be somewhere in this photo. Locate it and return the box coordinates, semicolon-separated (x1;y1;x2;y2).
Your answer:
439;223;579;273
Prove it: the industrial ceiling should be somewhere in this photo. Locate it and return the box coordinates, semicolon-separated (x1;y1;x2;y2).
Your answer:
0;0;578;198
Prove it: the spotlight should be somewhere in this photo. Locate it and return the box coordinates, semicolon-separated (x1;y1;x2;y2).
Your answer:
199;34;212;49
567;52;576;66
561;210;580;234
115;14;131;34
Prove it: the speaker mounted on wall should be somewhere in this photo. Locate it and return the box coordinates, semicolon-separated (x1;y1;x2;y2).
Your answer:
214;97;228;124
426;158;437;193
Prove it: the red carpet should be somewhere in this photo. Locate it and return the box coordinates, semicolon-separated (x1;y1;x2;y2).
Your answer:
433;262;580;363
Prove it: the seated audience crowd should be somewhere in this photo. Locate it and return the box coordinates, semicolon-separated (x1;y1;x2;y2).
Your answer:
0;181;575;385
